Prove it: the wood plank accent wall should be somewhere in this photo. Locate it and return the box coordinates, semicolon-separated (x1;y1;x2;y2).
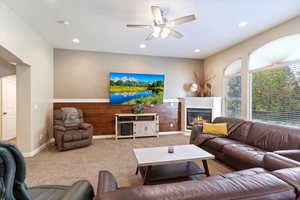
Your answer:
54;102;181;135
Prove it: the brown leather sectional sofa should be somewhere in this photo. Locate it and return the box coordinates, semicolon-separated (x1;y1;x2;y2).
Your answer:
96;153;300;200
96;117;300;200
190;117;300;170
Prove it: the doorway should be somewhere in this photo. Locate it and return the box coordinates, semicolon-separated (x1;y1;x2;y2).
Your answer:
1;75;17;144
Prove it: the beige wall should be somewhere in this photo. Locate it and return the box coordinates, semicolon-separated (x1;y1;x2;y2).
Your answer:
54;49;203;99
0;2;53;153
204;15;300;118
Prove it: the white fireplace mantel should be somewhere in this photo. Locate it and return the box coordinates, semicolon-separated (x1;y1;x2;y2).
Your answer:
180;97;222;132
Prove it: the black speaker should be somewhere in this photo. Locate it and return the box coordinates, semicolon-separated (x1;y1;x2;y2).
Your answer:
120;123;133;136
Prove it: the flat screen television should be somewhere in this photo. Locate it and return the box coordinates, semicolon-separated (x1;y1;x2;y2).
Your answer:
109;72;165;105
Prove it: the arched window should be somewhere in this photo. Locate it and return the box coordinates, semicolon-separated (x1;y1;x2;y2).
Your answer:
224;59;242;118
249;34;300;127
249;34;300;70
224;59;242;76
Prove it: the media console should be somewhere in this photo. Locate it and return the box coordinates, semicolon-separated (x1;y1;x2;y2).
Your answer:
115;113;159;140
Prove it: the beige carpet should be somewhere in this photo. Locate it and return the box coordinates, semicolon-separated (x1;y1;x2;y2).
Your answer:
25;134;232;189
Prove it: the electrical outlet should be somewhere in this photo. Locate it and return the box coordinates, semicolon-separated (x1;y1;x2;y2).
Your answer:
169;122;174;128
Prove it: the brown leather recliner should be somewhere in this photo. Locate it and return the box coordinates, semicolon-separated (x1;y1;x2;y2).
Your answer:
54;108;93;151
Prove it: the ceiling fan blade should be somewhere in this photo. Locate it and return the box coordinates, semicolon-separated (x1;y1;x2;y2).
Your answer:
169;15;196;26
151;6;163;24
145;32;155;41
126;25;151;28
169;29;183;39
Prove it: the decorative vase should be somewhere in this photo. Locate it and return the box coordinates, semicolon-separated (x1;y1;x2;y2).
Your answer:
133;104;144;114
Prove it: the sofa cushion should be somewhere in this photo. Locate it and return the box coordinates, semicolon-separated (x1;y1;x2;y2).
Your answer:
222;167;267;178
203;123;228;135
228;121;253;143
246;122;300;151
223;143;266;167
272;167;300;196
204;138;242;152
213;117;252;143
263;153;300;171
204;168;267;182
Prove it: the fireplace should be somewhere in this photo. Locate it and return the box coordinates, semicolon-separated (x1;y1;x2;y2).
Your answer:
181;97;222;132
186;108;212;130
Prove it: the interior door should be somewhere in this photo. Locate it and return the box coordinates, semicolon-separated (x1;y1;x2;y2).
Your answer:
2;76;16;140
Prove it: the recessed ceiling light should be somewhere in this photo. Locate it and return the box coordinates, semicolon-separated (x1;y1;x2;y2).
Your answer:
194;49;201;53
239;21;248;28
139;44;146;49
56;20;70;25
72;38;80;43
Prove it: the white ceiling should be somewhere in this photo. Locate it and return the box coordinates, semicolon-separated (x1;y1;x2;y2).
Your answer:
3;0;300;59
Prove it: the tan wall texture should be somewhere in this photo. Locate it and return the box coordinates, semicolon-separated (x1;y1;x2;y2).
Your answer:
54;49;203;99
0;2;53;153
203;15;300;119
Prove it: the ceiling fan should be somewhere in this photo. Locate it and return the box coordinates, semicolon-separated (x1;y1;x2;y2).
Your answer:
126;6;196;40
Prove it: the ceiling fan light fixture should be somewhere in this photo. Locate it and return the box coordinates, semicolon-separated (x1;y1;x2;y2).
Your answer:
152;26;161;38
126;6;196;41
161;27;171;39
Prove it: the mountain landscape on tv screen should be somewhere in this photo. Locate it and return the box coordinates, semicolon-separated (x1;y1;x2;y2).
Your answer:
109;73;164;105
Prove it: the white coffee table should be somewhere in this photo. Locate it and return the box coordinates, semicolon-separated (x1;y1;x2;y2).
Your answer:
133;144;215;184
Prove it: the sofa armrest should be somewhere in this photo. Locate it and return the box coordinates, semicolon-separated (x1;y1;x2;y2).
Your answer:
80;123;92;130
263;153;300;171
189;124;203;144
61;180;94;200
96;171;118;198
54;125;66;132
274;150;300;162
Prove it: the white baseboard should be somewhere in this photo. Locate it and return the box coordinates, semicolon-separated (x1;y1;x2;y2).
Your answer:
92;131;184;138
92;132;184;139
23;131;185;157
183;132;191;136
23;140;51;157
159;131;184;135
93;135;115;139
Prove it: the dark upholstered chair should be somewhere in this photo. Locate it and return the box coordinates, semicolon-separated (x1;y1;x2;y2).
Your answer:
54;108;93;151
0;142;94;200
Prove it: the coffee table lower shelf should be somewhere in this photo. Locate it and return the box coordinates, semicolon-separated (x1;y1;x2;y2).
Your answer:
137;161;207;185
